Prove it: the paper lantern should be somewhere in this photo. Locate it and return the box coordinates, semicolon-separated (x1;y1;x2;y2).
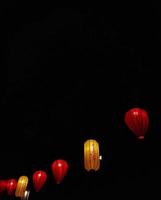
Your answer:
6;179;17;196
15;176;28;197
51;159;69;184
84;139;100;171
21;190;30;200
124;107;149;140
32;170;47;192
0;180;7;193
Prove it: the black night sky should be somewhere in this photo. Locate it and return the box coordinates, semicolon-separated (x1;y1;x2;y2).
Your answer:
1;4;161;200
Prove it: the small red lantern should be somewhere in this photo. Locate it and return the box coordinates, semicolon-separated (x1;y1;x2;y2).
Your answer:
0;180;7;193
51;159;69;184
124;107;149;140
6;179;17;196
32;171;47;192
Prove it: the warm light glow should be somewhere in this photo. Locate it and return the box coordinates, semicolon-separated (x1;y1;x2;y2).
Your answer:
99;155;102;160
84;139;100;171
38;173;41;177
133;111;139;116
21;190;30;200
90;143;94;152
15;176;28;197
58;163;62;167
138;135;144;140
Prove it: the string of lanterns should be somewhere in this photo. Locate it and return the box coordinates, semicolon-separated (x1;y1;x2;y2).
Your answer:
0;107;149;198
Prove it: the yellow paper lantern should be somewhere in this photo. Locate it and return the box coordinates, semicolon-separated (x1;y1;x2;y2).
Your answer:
84;139;100;171
15;176;28;197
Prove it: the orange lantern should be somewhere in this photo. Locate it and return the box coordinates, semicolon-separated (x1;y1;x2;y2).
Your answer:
84;139;100;171
15;176;28;197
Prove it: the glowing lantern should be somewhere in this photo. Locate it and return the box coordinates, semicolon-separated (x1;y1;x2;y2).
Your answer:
32;170;47;192
84;139;100;171
51;159;69;184
15;176;28;197
21;190;30;200
0;180;7;193
124;107;149;140
6;179;17;196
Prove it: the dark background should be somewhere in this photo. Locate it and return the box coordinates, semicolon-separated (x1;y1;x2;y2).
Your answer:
1;4;161;200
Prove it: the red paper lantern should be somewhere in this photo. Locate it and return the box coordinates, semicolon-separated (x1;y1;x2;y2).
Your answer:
32;171;47;192
124;107;149;140
51;159;69;184
0;180;7;193
6;179;17;196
